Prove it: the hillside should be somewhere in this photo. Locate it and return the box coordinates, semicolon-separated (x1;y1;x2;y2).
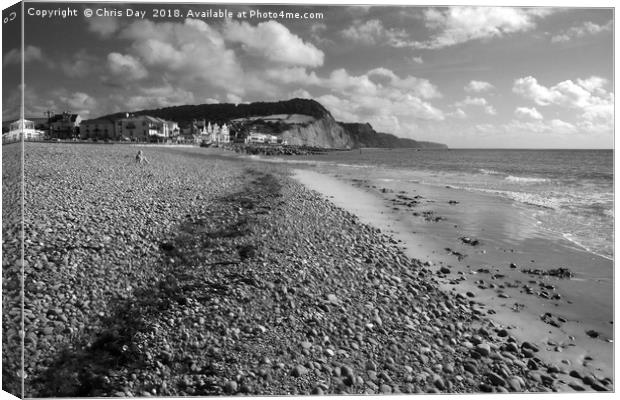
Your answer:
97;99;447;149
339;122;447;149
99;99;331;123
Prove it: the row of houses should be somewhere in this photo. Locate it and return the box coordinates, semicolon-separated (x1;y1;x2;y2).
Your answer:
3;112;232;144
3;112;288;146
80;115;230;144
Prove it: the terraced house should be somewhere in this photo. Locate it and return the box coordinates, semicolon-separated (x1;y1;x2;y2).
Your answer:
80;118;117;140
49;112;81;139
117;115;171;142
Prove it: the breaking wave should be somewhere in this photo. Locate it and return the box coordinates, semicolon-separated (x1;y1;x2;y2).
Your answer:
505;175;549;183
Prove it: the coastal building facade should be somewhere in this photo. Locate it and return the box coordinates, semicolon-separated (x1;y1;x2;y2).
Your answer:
117;115;170;142
80;118;117;140
167;121;180;138
49;112;81;139
208;123;230;144
245;132;280;144
2;119;45;143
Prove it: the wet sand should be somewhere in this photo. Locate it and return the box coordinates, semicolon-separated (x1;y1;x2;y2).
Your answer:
293;168;613;389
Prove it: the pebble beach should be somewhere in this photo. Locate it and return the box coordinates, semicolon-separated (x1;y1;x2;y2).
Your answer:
2;143;614;396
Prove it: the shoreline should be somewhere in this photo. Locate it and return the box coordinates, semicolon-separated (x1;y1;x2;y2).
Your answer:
292;168;614;387
5;143;614;396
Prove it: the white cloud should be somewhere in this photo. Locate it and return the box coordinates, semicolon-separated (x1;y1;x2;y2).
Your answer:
366;67;441;99
449;108;467;118
316;67;445;134
3;45;44;66
120;84;196;111
502;118;576;135
205;98;220;104
60;50;99;78
107;52;148;80
551;20;612;43
226;93;243;104
341;19;412;47
289;89;313;99
549;118;577;134
87;16;121;38
513;76;613;122
53;91;98;117
576;76;608;96
223;20;324;67
263;67;321;86
515;106;543;120
316;94;360;122
513;75;613;135
411;56;423;64
455;96;497;115
118;18;249;96
413;7;553;49
310;23;332;45
465;80;494;93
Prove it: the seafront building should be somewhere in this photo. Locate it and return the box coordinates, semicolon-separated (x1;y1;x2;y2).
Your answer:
178;120;231;145
49;112;81;139
245;132;280;144
2;118;45;143
117;115;170;142
80;118;117;140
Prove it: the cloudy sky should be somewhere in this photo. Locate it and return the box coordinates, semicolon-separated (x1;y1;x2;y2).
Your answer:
2;1;614;148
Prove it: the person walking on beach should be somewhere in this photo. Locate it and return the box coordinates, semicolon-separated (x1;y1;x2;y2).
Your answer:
135;150;149;164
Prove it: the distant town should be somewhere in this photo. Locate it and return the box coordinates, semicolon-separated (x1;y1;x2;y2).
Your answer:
1;112;287;146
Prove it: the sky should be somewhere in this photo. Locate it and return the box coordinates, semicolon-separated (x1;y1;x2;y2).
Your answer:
1;1;614;148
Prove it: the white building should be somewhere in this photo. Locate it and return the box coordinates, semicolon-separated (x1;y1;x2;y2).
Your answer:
205;122;230;144
219;123;230;143
3;119;44;143
245;132;278;144
117;115;170;142
167;121;180;138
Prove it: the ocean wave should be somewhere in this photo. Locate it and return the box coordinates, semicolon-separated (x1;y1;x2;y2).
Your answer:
454;186;561;210
335;163;374;169
505;175;549;183
478;168;503;176
561;233;613;261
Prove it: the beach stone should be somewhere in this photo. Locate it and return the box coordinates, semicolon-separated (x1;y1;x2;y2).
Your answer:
379;384;392;394
479;383;493;392
569;370;583;379
568;382;586;391
508;377;523;392
341;365;354;378
311;387;324;395
223;380;238;394
475;343;491;357
367;371;378;381
486;372;506;387
505;343;519;353
291;365;308;377
463;361;478;375
433;375;445;390
365;360;377;371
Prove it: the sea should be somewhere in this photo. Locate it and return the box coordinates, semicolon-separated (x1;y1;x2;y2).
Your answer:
279;148;614;260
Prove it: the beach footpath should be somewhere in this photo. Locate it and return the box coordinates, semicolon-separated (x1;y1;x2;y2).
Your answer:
4;143;612;396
